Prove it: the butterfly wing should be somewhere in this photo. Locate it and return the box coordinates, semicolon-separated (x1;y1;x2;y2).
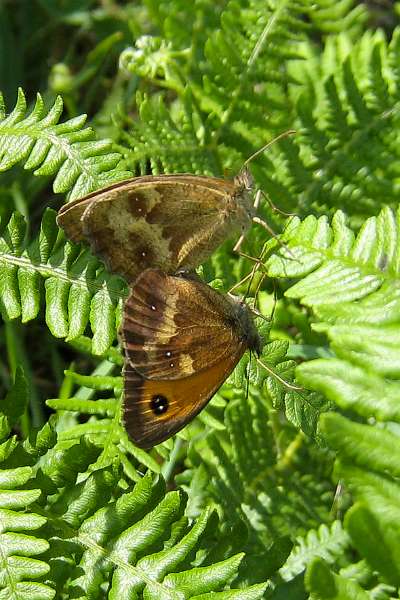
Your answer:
121;269;246;380
123;346;244;448
56;175;171;243
57;175;249;282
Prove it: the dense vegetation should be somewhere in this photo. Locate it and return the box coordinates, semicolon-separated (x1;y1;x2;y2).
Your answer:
0;1;399;598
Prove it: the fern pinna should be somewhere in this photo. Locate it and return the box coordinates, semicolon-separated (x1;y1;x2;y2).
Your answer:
1;0;400;598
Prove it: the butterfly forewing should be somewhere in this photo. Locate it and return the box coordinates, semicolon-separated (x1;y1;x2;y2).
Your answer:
56;175;173;242
121;269;262;448
57;175;251;283
121;269;244;380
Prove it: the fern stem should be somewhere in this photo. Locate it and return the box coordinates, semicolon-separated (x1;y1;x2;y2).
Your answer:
161;437;184;483
215;0;290;144
275;432;304;472
5;321;44;430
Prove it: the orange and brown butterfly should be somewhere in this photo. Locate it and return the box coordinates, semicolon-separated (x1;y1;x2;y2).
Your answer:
56;169;257;284
120;268;263;448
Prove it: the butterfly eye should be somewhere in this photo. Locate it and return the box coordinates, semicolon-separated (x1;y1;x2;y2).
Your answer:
151;394;169;415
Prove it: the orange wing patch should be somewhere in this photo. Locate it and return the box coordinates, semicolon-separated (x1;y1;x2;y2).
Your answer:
123;349;243;448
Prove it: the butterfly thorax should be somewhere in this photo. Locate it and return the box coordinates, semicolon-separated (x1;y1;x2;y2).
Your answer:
228;296;263;356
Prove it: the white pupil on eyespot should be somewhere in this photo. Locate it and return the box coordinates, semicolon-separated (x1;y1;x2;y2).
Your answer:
166;351;171;357
151;305;156;311
141;251;146;257
170;362;174;367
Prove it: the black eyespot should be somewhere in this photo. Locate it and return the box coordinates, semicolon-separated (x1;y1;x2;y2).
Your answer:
151;394;169;415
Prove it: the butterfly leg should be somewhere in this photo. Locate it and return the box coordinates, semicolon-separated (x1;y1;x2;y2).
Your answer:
258;188;296;217
252;216;296;260
253;189;262;211
232;234;267;298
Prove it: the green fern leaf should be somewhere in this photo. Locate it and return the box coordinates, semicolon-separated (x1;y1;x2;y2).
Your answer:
0;438;53;599
0;89;131;198
0;208;126;354
268;28;400;220
187;392;333;578
274;205;400;593
280;521;350;581
305;558;370;600
267;207;400;325
121;92;220;175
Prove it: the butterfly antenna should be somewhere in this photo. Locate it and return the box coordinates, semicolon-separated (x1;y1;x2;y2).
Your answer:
242;129;296;168
255;356;303;391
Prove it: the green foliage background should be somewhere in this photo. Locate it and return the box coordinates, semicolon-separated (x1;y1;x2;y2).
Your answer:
0;0;400;598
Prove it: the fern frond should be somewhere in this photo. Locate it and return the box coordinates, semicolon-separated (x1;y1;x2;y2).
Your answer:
198;0;310;142
143;0;225;67
0;377;54;600
305;558;371;600
185;391;334;586
267;206;400;326
307;0;368;35
0;89;131;199
280;520;351;581
121;92;220;175
0;381;268;599
270;29;400;219
268;208;400;592
233;333;329;439
48;466;267;597
0;208;125;354
46;367;167;477
119;0;312;181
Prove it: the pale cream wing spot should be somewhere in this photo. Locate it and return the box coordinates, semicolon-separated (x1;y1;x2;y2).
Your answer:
178;353;195;376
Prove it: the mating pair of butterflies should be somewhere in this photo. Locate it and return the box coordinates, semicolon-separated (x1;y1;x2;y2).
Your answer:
57;169;264;448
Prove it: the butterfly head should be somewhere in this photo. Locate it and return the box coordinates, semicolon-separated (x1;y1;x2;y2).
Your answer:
233;167;257;225
234;166;254;193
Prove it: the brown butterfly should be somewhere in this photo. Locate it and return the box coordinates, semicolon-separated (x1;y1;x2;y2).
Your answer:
56;169;257;284
120;268;263;448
